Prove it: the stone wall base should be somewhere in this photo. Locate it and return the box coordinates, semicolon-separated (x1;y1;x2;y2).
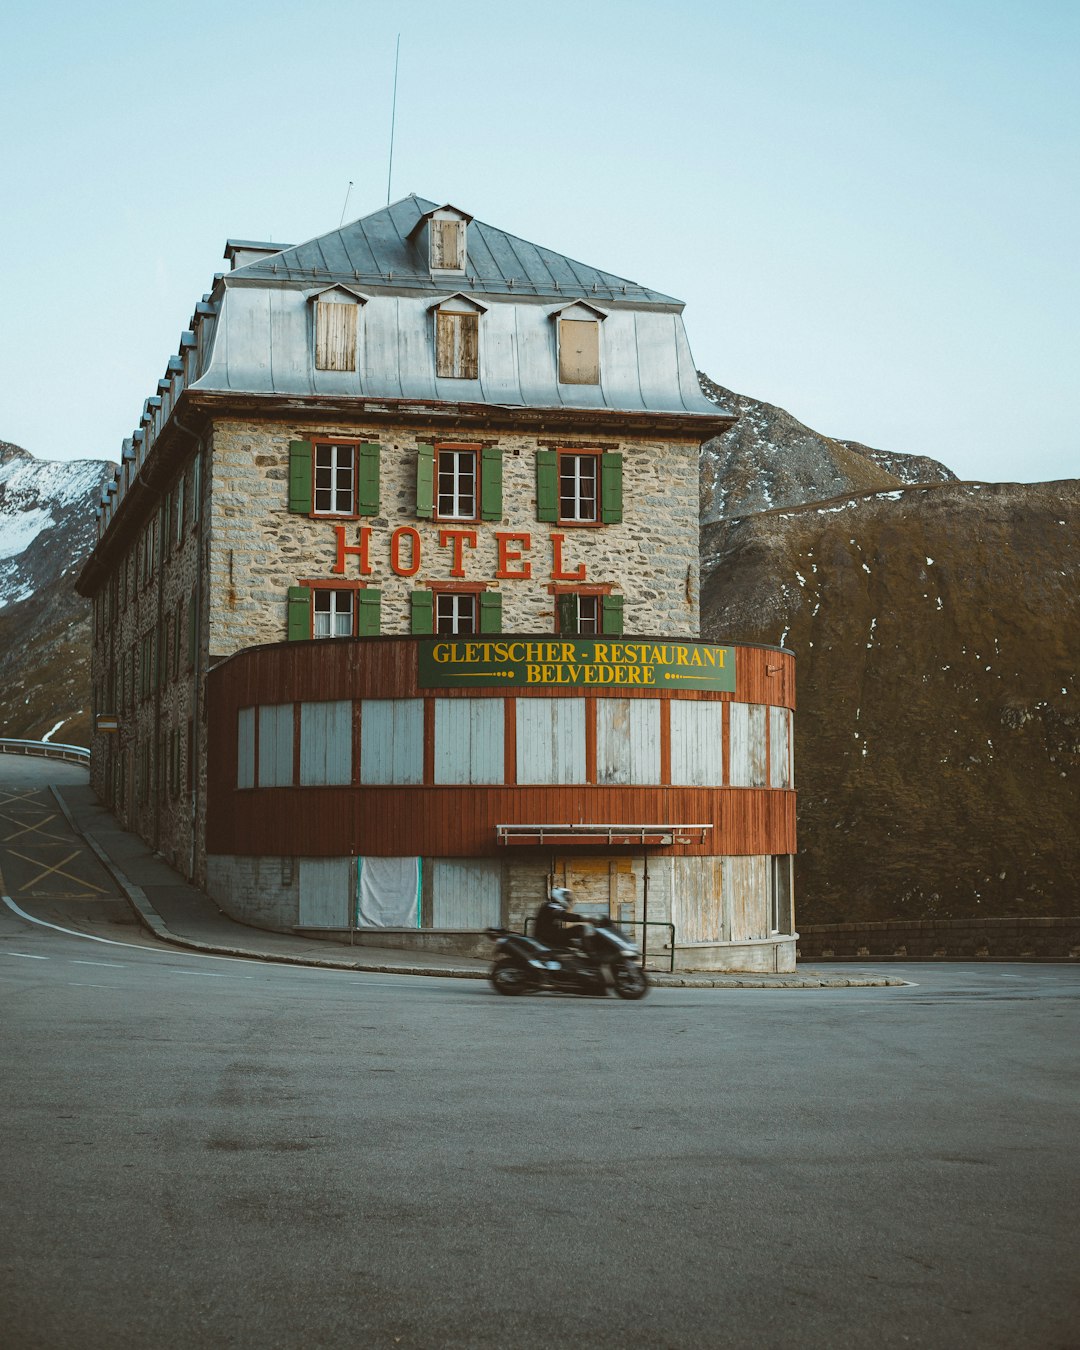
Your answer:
798;917;1080;963
673;936;797;974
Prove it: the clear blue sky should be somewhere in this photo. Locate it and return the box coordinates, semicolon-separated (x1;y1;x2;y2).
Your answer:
2;0;1077;483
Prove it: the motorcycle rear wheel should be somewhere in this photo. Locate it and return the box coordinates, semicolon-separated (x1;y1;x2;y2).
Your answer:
613;962;650;1000
490;960;532;996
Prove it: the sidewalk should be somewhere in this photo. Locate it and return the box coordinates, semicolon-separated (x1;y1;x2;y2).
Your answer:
53;785;905;990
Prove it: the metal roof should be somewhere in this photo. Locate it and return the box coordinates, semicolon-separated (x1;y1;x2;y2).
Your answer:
230;195;684;307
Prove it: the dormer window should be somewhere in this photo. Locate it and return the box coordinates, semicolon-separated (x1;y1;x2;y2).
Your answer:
309;285;367;372
554;302;607;385
432;218;465;271
432;294;486;380
410;203;472;275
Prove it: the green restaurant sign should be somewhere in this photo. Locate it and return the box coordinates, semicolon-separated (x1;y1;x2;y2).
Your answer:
418;639;736;691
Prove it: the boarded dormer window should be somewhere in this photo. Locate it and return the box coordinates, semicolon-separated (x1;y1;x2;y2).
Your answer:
555;306;604;385
434;296;484;380
315;300;358;371
431;218;465;271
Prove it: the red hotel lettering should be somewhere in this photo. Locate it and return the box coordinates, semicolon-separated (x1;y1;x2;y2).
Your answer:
390;526;422;577
550;532;586;582
438;528;478;578
332;524;372;576
495;531;532;580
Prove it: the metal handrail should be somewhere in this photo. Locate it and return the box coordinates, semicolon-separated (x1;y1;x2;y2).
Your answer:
524;916;676;974
0;738;90;764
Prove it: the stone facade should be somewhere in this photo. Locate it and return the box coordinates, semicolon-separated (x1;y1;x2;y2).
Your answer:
205;418;701;658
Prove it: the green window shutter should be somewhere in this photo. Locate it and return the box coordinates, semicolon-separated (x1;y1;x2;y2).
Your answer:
357;588;382;636
357;443;380;516
602;594;624;636
410;590;434;634
479;591;502;634
288;441;313;514
480;447;503;521
416;443;434;519
536;450;558;522
601;452;623;524
557;594;578;635
287;586;311;641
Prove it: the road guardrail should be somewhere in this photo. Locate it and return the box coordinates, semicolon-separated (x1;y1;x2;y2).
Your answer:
0;738;90;764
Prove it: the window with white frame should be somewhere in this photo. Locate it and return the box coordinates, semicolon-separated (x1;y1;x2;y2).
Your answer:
437;449;477;519
559;454;598;522
313;589;354;638
435;592;477;635
314;443;355;515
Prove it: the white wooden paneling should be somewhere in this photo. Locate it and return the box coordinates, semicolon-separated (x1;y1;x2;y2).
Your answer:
300;701;353;786
431;859;502;927
670;857;725;943
730;703;767;788
258;704;294;787
769;706;791;789
237;707;255;789
669;702;724;787
596;698;661;784
725;855;770;942
434;699;503;784
360;699;423;785
298;857;353;928
515;699;586;784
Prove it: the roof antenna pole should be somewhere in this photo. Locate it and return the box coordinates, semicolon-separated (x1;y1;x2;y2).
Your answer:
339;180;354;227
386;33;401;206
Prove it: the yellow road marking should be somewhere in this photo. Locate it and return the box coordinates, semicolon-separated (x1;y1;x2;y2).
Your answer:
6;849;111;895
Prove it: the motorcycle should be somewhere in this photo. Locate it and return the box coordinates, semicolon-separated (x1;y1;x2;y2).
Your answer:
485;916;650;1000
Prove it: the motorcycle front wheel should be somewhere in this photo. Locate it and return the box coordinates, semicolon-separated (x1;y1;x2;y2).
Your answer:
490;960;532;996
612;961;650;1000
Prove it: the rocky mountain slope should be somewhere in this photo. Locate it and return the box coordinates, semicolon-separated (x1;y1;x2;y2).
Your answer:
698;374;956;521
0;442;113;747
700;472;1079;923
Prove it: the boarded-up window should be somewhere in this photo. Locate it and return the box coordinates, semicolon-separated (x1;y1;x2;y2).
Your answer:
670;702;724;787
771;856;793;934
431;219;465;270
558;319;600;384
436;310;479;379
516;699;586;785
597;699;661;785
360;699;424;785
299;858;353;928
258;704;295;787
431;859;501;927
434;699;504;784
300;701;353;786
237;707;255;789
730;703;767;788
769;706;792;788
315;301;358;371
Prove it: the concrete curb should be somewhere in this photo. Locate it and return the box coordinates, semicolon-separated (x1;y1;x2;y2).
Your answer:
50;788;908;989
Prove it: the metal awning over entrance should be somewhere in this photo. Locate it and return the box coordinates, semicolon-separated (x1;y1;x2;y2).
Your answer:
495;824;712;848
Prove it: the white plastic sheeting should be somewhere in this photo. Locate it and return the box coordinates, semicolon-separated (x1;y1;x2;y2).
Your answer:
357;856;421;928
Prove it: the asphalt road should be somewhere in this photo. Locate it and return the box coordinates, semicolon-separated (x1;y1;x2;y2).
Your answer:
2;872;1078;1350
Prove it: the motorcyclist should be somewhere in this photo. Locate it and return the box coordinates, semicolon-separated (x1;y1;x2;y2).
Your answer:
534;887;589;952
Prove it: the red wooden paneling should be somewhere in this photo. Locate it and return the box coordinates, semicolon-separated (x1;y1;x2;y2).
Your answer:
205;638;798;863
206;783;796;859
